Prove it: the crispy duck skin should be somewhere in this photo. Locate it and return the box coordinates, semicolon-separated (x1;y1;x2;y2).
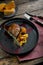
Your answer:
7;23;20;37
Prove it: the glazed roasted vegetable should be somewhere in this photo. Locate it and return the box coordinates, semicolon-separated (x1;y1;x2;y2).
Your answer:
0;1;16;15
21;27;27;33
17;27;28;46
0;3;6;12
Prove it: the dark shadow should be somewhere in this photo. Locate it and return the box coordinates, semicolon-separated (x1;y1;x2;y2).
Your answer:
29;0;38;2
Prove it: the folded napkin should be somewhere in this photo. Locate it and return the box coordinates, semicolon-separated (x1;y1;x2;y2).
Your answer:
17;16;43;62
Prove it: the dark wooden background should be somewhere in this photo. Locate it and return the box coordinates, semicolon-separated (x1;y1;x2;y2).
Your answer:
0;0;43;65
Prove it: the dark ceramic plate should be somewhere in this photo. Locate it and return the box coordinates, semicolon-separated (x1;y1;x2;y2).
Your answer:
0;18;39;55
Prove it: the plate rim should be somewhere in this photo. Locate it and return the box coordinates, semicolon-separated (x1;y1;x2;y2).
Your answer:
0;18;39;55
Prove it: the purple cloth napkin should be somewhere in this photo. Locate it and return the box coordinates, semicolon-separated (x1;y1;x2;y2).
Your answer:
17;17;43;62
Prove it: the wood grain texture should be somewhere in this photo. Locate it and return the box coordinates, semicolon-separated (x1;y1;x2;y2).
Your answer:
0;0;43;65
16;0;43;16
5;0;29;5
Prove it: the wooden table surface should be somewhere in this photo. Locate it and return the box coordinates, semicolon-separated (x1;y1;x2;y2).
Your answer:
0;0;43;65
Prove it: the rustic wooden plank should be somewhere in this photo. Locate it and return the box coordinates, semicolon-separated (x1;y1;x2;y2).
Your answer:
15;0;29;5
0;9;43;64
16;0;43;15
6;0;39;5
0;0;43;65
0;57;43;65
